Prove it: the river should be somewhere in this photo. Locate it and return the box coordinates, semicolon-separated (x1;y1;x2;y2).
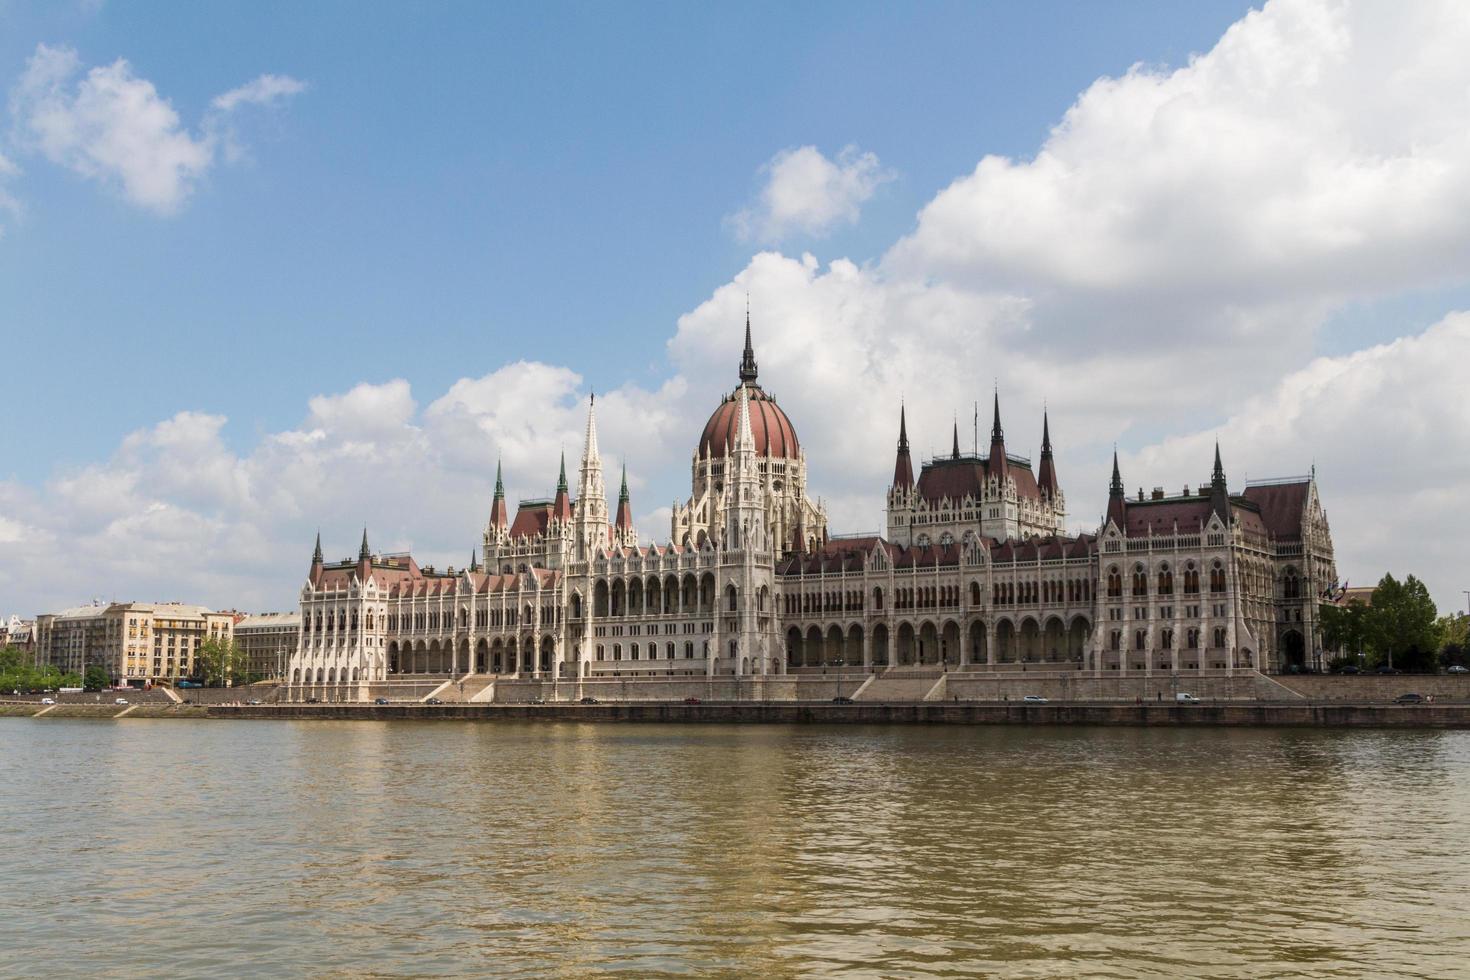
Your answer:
2;719;1467;978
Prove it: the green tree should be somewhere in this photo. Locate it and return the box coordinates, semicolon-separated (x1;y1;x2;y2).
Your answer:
83;664;111;691
1435;613;1469;669
196;637;247;687
1320;600;1370;665
1366;573;1439;671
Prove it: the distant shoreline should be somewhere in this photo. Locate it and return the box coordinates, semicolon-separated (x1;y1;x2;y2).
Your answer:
5;700;1469;728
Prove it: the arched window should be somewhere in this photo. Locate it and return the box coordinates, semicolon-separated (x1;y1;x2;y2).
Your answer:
1210;563;1226;594
1107;568;1122;598
1132;566;1148;597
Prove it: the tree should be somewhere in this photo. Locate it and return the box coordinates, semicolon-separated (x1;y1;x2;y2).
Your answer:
1320;600;1370;663
83;665;111;691
196;637;247;687
1436;613;1469;669
1366;573;1439;671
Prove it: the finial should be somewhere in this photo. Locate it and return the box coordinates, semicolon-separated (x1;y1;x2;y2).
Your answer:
739;303;758;384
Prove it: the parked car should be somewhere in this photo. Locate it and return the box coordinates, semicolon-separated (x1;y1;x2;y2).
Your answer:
683;697;702;705
114;697;129;705
1394;693;1425;704
1335;665;1360;675
425;697;444;705
1022;695;1049;704
1376;666;1402;675
1447;665;1469;674
305;696;321;704
40;697;55;705
247;699;262;706
529;697;545;705
1176;693;1202;704
831;695;855;704
374;697;390;705
579;696;599;704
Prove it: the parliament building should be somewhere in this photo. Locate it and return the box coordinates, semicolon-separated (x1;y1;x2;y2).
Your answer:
288;322;1337;701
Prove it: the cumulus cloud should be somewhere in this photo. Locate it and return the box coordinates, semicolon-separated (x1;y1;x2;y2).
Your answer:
5;44;303;214
729;145;893;242
7;0;1470;618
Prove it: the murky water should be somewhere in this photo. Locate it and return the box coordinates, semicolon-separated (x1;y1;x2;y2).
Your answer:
2;719;1468;978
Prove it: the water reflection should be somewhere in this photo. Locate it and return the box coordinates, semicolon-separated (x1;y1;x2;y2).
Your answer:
2;720;1468;978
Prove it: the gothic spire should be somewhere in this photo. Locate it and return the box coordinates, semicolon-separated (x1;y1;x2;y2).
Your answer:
1037;409;1059;498
552;450;572;520
614;462;633;533
489;458;508;529
312;530;323;564
1106;449;1126;527
951;417;960;459
1210;440;1230;523
738;304;758;384
892;403;914;491
358;527;371;561
470;549;479;573
988;390;1009;482
557;451;568;493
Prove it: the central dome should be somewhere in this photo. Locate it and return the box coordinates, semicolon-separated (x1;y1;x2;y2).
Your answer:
698;382;800;459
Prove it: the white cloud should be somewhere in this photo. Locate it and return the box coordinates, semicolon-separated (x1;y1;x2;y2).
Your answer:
6;44;304;214
211;73;307;112
7;0;1470;618
729;145;893;242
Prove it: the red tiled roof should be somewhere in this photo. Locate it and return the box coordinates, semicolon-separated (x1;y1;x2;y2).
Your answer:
915;455;1042;505
510;503;552;538
698;383;799;459
1241;481;1309;539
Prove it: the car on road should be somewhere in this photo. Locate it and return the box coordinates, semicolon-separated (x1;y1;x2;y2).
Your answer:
374;697;390;705
1394;693;1425;704
683;697;702;705
579;696;599;704
247;699;262;706
529;698;545;705
1021;695;1049;704
1176;693;1202;704
40;697;55;705
114;697;129;705
831;695;855;704
1447;665;1469;674
305;696;321;703
425;697;444;705
1335;665;1360;674
1376;666;1402;674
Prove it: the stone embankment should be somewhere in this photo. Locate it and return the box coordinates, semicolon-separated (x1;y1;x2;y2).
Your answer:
209;700;1470;728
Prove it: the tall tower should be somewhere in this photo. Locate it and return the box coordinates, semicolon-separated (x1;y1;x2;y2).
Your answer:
1107;450;1126;528
725;383;766;552
885;403;917;545
575;394;609;558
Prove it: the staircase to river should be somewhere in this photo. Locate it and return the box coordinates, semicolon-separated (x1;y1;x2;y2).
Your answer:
855;669;947;702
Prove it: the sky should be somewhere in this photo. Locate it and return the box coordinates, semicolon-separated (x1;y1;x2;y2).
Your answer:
2;0;1469;617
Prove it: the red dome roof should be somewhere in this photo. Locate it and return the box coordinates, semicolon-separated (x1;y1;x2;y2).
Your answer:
698;383;800;459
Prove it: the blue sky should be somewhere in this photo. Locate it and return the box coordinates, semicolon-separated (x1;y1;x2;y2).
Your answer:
1;1;1255;472
3;0;1470;616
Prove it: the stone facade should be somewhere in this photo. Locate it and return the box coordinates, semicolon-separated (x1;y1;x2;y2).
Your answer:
288;325;1337;702
35;601;234;685
234;612;301;681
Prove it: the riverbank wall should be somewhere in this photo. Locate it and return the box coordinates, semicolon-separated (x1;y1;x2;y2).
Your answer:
209;701;1470;727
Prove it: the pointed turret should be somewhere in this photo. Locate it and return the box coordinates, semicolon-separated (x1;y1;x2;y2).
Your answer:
488;459;508;529
1037;410;1059;498
1106;449;1126;527
892;403;914;490
739;305;758;384
574;393;608;543
1210;441;1230;523
312;530;323;565
552;451;572;520
988;390;1009;483
951;418;960;459
469;549;479;573
358;527;371;561
615;462;633;533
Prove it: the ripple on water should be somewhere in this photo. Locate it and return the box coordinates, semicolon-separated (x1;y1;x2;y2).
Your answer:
1;720;1469;978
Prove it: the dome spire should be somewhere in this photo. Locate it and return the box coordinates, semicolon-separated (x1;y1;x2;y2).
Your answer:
739;300;758;384
988;389;1009;482
1106;448;1126;526
951;416;960;459
358;527;371;561
489;457;508;529
312;530;322;564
